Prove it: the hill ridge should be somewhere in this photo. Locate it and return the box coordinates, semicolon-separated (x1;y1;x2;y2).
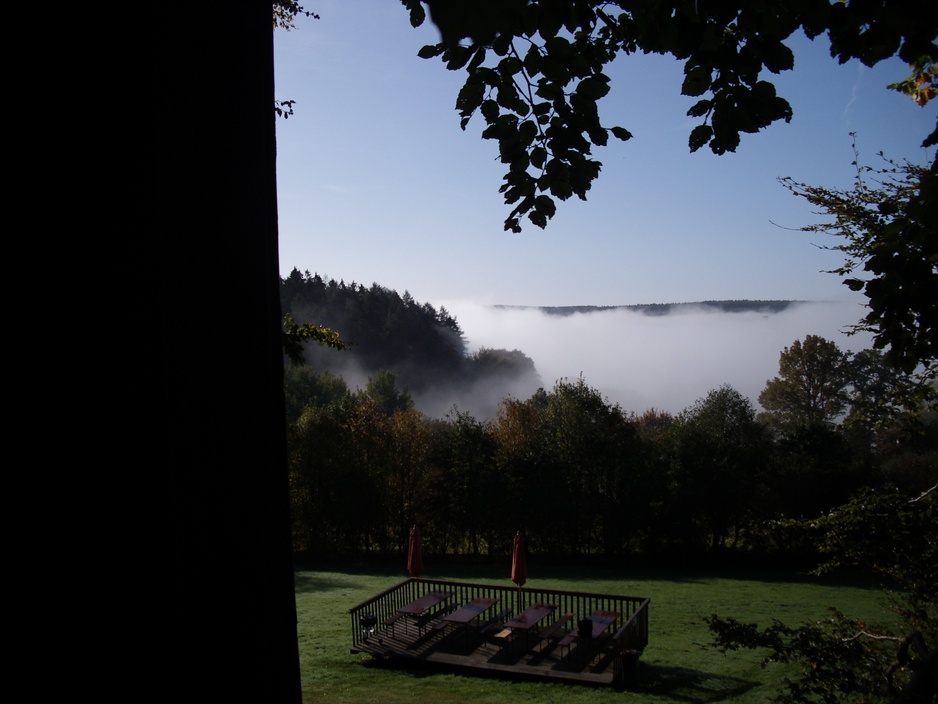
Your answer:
493;300;804;316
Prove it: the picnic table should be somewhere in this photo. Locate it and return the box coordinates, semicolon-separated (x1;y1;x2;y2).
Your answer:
385;591;453;634
396;591;453;616
495;603;558;649
583;610;620;638
431;596;498;640
502;603;557;631
558;610;620;660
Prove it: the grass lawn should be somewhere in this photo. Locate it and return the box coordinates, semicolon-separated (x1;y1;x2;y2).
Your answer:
293;558;896;703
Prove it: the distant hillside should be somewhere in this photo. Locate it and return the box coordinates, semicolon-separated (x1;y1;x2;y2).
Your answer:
281;269;542;419
494;300;802;316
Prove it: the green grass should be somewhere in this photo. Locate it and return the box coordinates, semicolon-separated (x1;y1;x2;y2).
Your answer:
294;558;896;703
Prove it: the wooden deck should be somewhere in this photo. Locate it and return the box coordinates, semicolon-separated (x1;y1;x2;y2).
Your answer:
349;578;649;687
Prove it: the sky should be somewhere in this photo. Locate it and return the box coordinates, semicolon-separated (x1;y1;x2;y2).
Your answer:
273;2;935;415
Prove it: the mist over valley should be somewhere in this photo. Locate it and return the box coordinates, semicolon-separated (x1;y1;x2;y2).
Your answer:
283;271;874;419
441;299;875;417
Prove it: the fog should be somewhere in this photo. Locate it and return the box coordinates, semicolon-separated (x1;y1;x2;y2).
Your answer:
441;300;876;416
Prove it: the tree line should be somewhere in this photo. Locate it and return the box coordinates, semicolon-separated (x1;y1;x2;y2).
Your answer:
286;333;935;561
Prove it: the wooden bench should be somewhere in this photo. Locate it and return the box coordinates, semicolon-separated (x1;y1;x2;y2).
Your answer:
416;603;458;633
477;608;513;646
558;617;613;661
385;602;457;636
479;608;513;635
557;630;578;654
429;603;461;632
536;612;574;652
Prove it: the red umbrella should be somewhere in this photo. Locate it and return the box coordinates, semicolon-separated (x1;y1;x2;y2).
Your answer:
511;531;527;610
407;525;423;578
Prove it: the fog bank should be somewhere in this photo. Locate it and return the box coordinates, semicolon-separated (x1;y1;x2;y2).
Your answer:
442;301;875;415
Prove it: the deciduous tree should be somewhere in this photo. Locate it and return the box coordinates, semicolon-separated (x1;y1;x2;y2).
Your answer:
759;335;852;433
669;385;769;553
359;369;415;417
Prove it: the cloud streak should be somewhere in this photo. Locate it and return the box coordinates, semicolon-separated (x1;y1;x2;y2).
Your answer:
442;301;875;415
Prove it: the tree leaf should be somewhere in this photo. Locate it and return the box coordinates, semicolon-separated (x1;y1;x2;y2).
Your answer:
688;124;713;152
418;44;444;60
682;65;712;97
444;45;472;70
576;75;611;100
761;39;794;74
687;99;712;118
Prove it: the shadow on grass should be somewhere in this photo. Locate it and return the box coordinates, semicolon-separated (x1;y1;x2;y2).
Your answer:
295;555;884;592
293;571;366;594
633;663;758;702
357;655;758;701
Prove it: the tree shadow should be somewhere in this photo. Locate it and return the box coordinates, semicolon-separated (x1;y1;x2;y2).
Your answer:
358;656;759;700
293;571;365;594
295;556;885;591
630;663;759;702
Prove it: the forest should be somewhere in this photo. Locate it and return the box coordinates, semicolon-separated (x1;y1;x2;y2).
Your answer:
282;268;543;419
282;271;936;562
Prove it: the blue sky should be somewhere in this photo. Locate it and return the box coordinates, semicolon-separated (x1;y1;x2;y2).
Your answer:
274;1;934;309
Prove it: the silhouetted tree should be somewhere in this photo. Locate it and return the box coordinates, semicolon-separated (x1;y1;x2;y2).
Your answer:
668;386;770;554
781;152;937;388
759;335;852;434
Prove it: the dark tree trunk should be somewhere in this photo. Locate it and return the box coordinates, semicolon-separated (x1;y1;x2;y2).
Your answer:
157;3;301;701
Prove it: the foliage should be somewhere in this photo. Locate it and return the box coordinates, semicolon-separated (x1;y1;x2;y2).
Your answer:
357;369;414;416
274;99;296;119
280;269;544;418
280;270;936;562
706;485;938;703
846;348;936;431
538;376;643;555
289;403;361;554
282;313;348;366
668;385;770;553
284;365;349;426
811;485;937;636
779;149;937;391
400;0;937;232
759;335;852;433
438;407;503;556
273;2;318;121
273;1;318;30
758;335;933;435
284;323;937;560
281;269;466;393
888;57;938;109
466;346;542;385
706;609;907;704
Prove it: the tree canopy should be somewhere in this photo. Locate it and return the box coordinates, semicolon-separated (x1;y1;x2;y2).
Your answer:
759;335;852;432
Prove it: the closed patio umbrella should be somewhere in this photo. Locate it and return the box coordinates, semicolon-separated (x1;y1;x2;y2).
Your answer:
407;525;423;578
511;531;527;611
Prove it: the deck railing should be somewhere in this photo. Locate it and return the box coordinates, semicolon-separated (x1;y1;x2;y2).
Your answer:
348;577;649;685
